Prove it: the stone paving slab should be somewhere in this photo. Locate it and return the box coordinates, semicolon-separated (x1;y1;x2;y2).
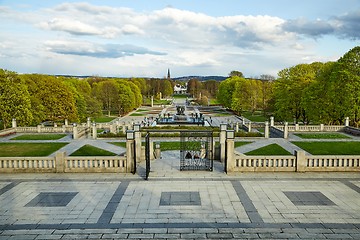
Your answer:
0;175;359;239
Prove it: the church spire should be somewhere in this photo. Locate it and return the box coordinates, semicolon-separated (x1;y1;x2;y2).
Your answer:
167;68;171;80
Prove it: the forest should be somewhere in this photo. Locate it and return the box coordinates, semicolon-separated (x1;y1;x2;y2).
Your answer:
0;46;359;128
217;46;360;127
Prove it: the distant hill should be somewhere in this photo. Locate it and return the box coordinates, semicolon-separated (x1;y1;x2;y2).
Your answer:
54;74;228;81
172;76;227;81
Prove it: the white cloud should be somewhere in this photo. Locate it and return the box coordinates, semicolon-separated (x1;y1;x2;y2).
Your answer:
0;2;358;77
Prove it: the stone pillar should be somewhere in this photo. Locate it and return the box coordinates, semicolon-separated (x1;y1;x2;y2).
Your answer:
220;124;227;163
12;118;17;128
126;130;135;173
122;125;126;134
134;124;142;163
55;151;66;173
270;116;274;127
37;125;41;133
264;121;269;139
235;122;239;132
226;130;235;173
320;124;324;131
65;119;68;126
345;117;349;127
110;124;116;134
242;118;245;126
92;123;97;139
295;150;306;172
284;122;289;139
248;121;252;132
151;96;154;107
150;140;155;160
54;122;57;128
154;142;161;159
73;124;78;139
87;117;91;128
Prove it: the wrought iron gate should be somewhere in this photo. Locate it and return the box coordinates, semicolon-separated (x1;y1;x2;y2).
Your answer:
145;133;150;180
180;131;213;171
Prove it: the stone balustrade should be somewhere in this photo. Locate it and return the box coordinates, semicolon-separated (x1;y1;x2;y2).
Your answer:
0;128;16;137
66;156;127;173
235;155;296;172
0;157;55;173
234;151;360;172
0;154;127;173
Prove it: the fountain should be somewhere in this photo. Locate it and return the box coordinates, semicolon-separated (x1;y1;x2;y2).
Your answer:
156;105;206;125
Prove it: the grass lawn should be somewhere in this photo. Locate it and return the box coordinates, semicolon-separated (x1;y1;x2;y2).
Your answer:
235;142;252;148
294;133;351;139
10;134;67;140
0;143;68;157
110;142;126;148
93;116;116;123
292;141;360;155
136;109;148;112
245;143;292;155
70;145;116;156
130;113;145;116
157;141;181;151
242;111;268;122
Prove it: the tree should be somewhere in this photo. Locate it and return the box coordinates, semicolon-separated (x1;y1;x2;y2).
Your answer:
217;77;240;109
0;69;33;128
229;71;244;78
274;62;324;123
187;78;202;98
161;79;173;98
116;82;135;115
260;74;275;116
93;80;119;116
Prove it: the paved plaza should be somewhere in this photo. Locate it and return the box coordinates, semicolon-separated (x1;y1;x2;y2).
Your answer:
0;158;360;239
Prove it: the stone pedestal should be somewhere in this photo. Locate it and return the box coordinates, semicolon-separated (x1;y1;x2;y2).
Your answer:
135;131;142;163
226;130;235;173
87;117;91;128
220;124;227;163
154;142;161;159
296;150;306;172
284;122;288;139
55;152;66;173
126;140;134;173
270;117;274;127
92;123;97;139
248;122;252;132
264;121;269;138
12;119;17;128
73;125;78;139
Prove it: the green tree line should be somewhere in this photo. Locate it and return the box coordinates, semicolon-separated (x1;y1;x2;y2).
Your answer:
0;71;179;128
217;46;360;126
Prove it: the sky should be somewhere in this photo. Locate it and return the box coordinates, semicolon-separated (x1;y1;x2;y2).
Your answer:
0;0;359;78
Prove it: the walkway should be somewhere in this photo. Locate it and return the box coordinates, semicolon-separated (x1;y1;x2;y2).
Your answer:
0;151;359;239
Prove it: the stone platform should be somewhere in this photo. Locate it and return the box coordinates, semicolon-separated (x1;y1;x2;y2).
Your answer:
0;157;359;239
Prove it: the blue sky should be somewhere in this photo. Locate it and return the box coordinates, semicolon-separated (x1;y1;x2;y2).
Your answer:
0;0;359;78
